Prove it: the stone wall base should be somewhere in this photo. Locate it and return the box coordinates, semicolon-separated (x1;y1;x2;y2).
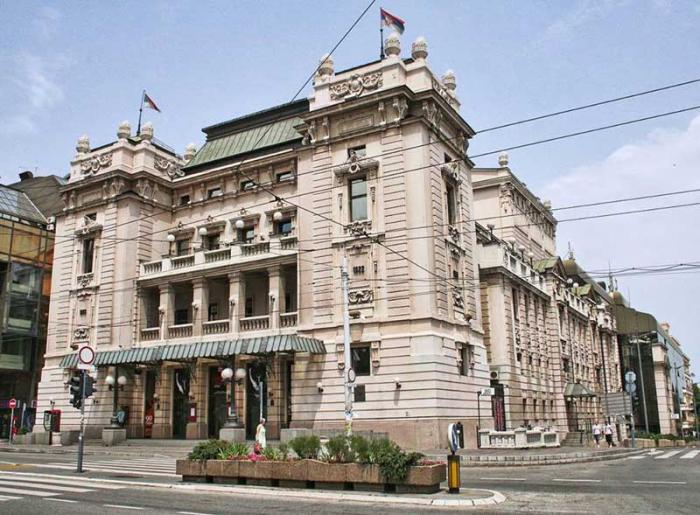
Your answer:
102;428;127;446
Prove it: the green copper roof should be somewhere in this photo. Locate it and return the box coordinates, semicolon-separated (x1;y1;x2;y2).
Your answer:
184;116;303;170
533;257;558;272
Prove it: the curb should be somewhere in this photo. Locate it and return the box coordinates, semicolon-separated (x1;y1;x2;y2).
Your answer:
0;470;506;508
0;446;183;459
426;448;648;467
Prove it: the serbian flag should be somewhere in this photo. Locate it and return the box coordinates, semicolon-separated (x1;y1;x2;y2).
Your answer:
143;92;161;112
381;8;405;34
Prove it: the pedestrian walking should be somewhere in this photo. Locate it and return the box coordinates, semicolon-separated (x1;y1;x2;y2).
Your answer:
604;422;614;447
256;417;267;450
592;421;602;448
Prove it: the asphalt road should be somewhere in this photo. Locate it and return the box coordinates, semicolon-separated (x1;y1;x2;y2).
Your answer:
0;447;697;514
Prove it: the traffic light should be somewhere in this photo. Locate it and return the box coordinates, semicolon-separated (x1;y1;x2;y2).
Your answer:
69;374;83;410
84;375;96;399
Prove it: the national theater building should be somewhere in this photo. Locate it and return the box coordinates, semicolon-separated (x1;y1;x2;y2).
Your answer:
35;35;494;448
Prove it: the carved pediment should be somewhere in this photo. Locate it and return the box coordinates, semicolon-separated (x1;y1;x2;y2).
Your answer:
330;72;383;100
154;156;184;179
333;151;379;180
440;162;461;184
80;152;113;175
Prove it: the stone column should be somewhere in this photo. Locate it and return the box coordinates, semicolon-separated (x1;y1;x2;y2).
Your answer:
192;278;208;336
159;284;174;339
268;267;280;329
229;271;241;332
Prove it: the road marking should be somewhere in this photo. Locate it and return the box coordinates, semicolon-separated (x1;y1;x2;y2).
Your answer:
46;499;78;503
0;485;59;497
680;450;700;459
0;479;93;493
633;480;687;485
0;473;123;489
104;505;145;510
178;512;216;515
43;463;177;477
0;494;22;501
552;479;601;483
479;477;526;481
655;450;682;459
628;455;646;459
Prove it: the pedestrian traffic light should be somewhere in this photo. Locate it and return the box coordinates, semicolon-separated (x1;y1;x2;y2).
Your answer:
69;374;83;410
84;375;96;399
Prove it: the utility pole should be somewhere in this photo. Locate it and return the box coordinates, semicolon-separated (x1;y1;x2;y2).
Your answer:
341;255;354;436
77;370;86;473
634;338;650;433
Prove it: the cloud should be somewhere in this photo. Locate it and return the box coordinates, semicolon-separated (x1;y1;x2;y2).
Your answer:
540;0;631;42
541;114;700;372
33;6;61;40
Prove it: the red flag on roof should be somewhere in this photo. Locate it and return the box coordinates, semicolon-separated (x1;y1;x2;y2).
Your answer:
143;92;161;112
380;8;405;34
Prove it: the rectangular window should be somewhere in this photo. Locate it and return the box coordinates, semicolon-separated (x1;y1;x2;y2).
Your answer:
241;180;255;191
175;239;190;256
524;293;530;322
179;194;190;206
85;213;97;222
460;345;473;375
203;233;220;250
351;345;371;376
444;153;452;163
82;238;95;274
207;187;223;199
276;171;293;183
208;303;219;321
512;288;519;320
445;183;457;224
238;226;256;243
244;297;254;317
353;384;366;403
174;309;189;325
348;145;366;158
349;177;367;221
276;218;292;236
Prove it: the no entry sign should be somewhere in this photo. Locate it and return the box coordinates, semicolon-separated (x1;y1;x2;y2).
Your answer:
8;398;16;409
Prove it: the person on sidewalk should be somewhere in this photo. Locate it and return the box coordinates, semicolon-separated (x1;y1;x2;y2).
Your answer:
592;422;602;448
256;417;267;450
604;422;614;447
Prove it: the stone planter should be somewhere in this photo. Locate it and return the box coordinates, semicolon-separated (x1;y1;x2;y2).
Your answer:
237;460;257;479
404;464;446;487
307;460;347;483
345;463;381;484
658;439;673;447
272;459;308;481
207;459;240;478
176;459;207;481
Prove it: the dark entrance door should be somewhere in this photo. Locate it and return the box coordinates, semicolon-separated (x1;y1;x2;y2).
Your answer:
245;363;267;440
491;385;506;431
144;371;156;438
208;366;227;438
172;368;189;439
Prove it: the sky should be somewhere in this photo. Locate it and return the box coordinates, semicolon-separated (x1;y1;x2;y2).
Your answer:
1;0;699;373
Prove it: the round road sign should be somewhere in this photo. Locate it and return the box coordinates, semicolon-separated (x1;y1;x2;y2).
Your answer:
78;345;95;365
625;382;637;394
8;398;16;409
625;371;636;384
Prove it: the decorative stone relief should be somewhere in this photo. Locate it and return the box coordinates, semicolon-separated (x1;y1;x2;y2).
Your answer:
330;72;383;100
336;343;345;369
392;97;408;122
422;101;442;130
440;162;461;184
452;288;465;310
154;156;184;178
377;101;386;125
73;327;89;341
499;182;514;211
371;341;381;367
348;289;373;305
76;273;94;288
80;152;113;175
345;219;372;237
332;151;379;183
447;225;460;244
307;121;317;144
109;177;125;198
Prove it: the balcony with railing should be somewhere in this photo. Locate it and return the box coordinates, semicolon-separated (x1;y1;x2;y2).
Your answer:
169;323;193;339
203;319;230;335
139;237;298;278
141;327;160;341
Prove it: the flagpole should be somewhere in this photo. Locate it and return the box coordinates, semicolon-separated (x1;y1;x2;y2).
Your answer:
136;90;145;136
380;19;384;59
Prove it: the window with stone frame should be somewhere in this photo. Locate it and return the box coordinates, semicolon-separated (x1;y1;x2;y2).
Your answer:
348;145;367;159
276;171;294;183
459;344;474;375
512;288;519;321
207;187;223;199
82;238;95;274
175;238;190;256
351;344;371;376
237;225;256;243
179;194;191;206
349;176;368;222
445;181;457;225
203;232;221;250
275;217;293;236
240;179;256;191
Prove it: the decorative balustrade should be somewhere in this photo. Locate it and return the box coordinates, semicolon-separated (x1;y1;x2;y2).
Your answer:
241;242;270;256
141;327;160;341
168;323;193;338
204;248;231;263
203;319;230;335
280;312;298;328
479;429;560;449
143;261;162;274
171;254;195;269
279;236;298;251
240;315;270;332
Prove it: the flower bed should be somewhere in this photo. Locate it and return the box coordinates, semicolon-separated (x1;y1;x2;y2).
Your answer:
178;436;446;493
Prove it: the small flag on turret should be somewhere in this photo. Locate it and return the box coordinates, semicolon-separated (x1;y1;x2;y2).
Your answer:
380;8;405;34
143;92;161;112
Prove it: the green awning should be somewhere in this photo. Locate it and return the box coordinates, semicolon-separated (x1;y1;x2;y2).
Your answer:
183;116;303;170
564;382;597;398
58;335;326;368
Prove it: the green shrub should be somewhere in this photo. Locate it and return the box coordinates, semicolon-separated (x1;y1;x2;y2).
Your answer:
188;439;229;461
278;443;290;460
262;446;283;461
324;435;355;463
217;441;249;460
366;437;396;465
350;434;370;463
289;434;321;459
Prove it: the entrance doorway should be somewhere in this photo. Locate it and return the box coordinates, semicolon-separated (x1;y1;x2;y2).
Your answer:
144;370;156;438
172;368;189;439
245;363;267;439
208;366;227;438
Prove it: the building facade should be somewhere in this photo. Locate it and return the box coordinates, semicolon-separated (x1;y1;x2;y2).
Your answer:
473;157;621;437
36;35;493;448
0;185;54;438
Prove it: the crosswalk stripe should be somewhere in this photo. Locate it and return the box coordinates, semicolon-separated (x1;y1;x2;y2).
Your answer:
85;463;175;471
680;450;700;459
0;494;22;501
0;485;60;497
0;473;125;489
629;455;646;459
0;479;93;494
655;450;682;459
44;463;177;477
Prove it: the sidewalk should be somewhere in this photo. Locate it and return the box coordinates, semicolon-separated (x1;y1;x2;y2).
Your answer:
0;439;198;458
423;445;646;466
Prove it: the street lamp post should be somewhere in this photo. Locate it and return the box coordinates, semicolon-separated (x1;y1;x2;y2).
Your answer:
105;369;127;428
221;365;246;428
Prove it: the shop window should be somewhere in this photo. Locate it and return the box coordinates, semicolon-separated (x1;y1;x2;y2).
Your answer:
207;187;223;199
351;345;371;376
354;384;366;403
82;238;95;274
349;177;367;221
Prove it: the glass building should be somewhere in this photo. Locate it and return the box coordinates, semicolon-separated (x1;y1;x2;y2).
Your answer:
0;185;54;439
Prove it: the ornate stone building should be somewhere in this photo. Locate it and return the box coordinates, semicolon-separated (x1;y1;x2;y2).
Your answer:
474;156;621;437
35;34;492;448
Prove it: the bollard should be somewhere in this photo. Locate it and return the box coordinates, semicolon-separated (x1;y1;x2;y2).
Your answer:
447;454;460;494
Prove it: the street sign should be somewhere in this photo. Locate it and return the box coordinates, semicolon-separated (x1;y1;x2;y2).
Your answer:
8;398;16;409
602;392;632;416
78;345;95;365
625;382;637;394
479;387;495;396
625;371;636;384
671;413;680;420
77;363;96;371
